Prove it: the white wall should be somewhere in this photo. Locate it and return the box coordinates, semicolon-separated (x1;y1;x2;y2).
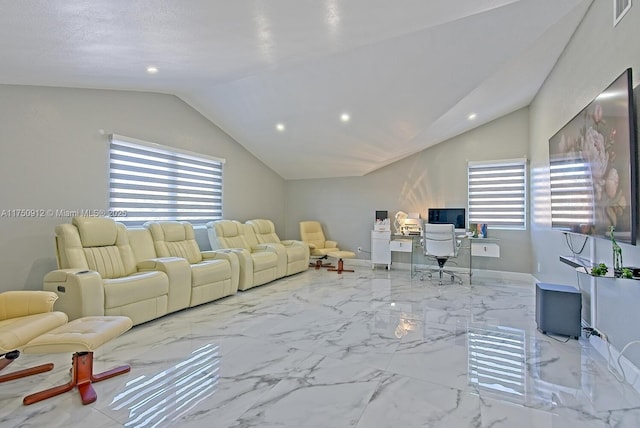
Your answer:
285;108;531;273
529;1;640;364
0;85;285;292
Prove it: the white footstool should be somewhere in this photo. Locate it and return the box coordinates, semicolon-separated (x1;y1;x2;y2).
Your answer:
22;316;133;405
327;251;356;274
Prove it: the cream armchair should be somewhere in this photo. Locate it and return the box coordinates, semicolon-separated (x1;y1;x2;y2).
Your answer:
44;217;188;325
0;291;68;383
206;220;281;290
144;221;239;306
299;220;340;257
246;219;309;276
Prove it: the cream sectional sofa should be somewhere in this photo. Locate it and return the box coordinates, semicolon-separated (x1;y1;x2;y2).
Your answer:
144;221;240;307
246;219;309;276
44;216;306;325
206;220;283;290
43;217;239;326
206;219;309;290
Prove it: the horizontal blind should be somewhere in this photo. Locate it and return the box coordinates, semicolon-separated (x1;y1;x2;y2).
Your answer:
549;158;594;230
468;159;527;230
109;135;224;227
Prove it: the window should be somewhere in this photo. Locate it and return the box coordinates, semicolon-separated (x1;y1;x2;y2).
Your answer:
467;159;527;230
109;134;224;227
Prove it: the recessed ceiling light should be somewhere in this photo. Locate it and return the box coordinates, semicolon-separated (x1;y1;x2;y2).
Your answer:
276;123;285;132
468;113;477;120
340;113;350;122
146;66;159;74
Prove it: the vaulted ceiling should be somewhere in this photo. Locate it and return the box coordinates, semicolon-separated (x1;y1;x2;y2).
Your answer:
0;0;592;179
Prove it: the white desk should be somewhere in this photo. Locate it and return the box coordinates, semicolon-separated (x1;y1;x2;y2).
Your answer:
395;234;500;283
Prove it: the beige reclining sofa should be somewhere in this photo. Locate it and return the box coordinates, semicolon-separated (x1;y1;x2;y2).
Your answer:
246;219;309;276
206;220;284;291
44;217;238;326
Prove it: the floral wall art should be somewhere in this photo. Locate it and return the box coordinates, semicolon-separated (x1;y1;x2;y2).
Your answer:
549;69;636;244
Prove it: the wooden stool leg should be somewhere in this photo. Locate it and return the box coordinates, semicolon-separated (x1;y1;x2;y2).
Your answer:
327;258;355;274
0;351;54;384
310;258;334;269
23;352;131;406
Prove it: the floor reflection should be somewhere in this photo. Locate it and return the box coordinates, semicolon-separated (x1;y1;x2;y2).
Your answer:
110;343;220;427
468;324;526;401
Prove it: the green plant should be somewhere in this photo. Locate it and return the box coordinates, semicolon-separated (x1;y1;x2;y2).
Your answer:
591;263;608;276
622;268;633;279
610;226;623;272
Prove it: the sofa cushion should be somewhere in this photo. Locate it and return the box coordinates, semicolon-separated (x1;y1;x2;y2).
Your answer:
103;271;169;309
247;219;282;244
160;222;188;242
145;222;204;264
251;251;279;272
83;246;129;279
0;312;68;352
191;260;231;287
74;217;118;247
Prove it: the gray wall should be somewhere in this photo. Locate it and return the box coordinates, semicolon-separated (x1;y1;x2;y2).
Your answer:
529;1;640;364
0;85;285;292
285;108;532;274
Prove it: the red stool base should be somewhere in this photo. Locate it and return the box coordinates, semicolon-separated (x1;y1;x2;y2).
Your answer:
310;259;334;269
23;351;130;405
327;258;354;274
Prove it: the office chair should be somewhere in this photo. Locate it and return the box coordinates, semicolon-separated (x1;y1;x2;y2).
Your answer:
422;223;463;285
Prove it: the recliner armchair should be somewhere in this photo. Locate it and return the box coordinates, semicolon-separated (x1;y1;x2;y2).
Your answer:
44;216;186;325
422;223;463;285
299;221;340;268
144;221;240;306
0;291;68;383
246;219;309;276
206;220;281;291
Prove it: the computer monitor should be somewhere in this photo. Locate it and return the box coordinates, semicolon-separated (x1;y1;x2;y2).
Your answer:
427;208;466;232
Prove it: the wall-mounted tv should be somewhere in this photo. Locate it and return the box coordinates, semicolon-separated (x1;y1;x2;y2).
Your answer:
549;68;637;244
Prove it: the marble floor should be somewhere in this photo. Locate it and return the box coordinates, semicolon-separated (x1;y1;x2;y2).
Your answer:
3;266;640;427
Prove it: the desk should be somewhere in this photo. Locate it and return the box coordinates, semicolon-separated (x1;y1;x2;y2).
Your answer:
396;235;500;283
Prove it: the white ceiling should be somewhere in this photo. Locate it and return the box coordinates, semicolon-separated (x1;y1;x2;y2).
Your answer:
0;0;592;179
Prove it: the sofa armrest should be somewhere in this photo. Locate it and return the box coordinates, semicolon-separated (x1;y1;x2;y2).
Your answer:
326;240;338;248
138;257;191;313
307;242;317;249
43;269;105;321
214;248;253;290
251;243;287;278
202;250;240;293
0;290;59;318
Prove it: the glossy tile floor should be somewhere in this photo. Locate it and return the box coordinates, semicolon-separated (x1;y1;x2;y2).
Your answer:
3;266;640;427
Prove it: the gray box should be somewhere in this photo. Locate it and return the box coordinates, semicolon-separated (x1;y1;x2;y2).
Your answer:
536;282;582;339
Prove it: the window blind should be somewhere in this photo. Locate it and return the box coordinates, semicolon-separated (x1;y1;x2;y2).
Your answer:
467;159;527;230
109;134;224;227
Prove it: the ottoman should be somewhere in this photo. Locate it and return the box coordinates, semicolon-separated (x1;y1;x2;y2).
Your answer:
22;316;133;405
536;283;582;339
327;251;356;274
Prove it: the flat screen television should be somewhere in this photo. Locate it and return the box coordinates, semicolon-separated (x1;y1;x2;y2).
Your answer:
427;208;466;231
549;68;637;244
